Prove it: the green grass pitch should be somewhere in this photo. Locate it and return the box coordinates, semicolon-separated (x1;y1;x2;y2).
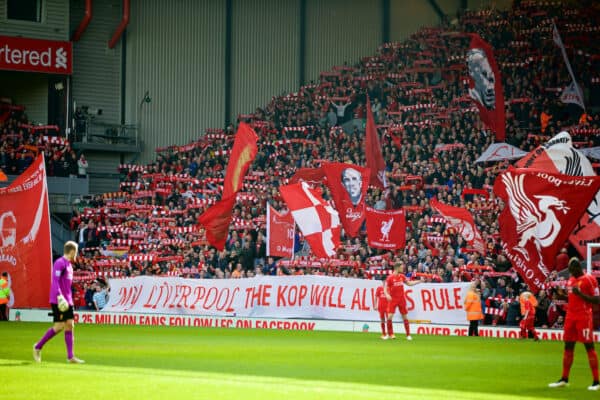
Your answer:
2;322;600;399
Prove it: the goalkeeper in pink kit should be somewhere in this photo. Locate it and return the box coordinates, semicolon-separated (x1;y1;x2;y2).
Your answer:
33;241;84;363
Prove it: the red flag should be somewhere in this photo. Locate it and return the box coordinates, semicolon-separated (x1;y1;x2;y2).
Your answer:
266;203;295;258
365;207;406;250
322;162;370;238
0;154;52;307
515;131;600;258
222;122;258;198
199;122;258;249
365;97;387;188
467;34;505;141
0;170;7;181
289;167;325;185
430;198;485;255
280;182;341;258
198;195;235;251
494;167;600;293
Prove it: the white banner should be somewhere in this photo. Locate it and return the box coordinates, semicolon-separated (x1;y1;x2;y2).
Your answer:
104;276;471;324
475;142;527;163
553;22;585;110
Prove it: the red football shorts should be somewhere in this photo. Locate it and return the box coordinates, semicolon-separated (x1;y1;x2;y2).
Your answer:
387;298;407;315
564;315;594;343
378;306;387;320
519;317;534;330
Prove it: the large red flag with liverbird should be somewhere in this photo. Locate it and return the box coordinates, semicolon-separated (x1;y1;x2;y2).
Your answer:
516;131;600;259
0;154;52;307
266;203;295;258
365;207;406;250
364;96;387;189
494;167;600;293
467;34;506;142
279;182;341;258
322;162;369;238
199;122;258;250
430;198;486;255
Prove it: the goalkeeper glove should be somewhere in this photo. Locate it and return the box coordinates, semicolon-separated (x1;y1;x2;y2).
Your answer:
57;295;69;312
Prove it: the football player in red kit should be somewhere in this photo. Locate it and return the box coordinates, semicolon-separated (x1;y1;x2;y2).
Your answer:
519;291;539;341
549;258;600;391
384;262;422;340
375;281;389;339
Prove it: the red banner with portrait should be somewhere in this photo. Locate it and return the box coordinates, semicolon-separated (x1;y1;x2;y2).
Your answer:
0;154;52;307
467;34;505;141
322;162;370;238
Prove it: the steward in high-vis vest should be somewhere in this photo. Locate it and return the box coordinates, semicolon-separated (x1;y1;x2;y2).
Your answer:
0;272;10;321
464;281;484;336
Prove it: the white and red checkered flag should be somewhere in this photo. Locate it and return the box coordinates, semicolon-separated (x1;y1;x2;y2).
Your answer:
279;182;341;258
430;198;486;255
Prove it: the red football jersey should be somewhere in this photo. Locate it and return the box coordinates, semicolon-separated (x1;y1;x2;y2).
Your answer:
522;299;534;318
375;286;388;308
385;273;407;300
567;274;600;317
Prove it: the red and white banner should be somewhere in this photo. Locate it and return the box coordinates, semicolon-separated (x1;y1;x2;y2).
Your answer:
266;203;294;258
430;198;485;254
0;154;52;307
466;34;505;141
280;182;341;258
322;162;370;238
0;35;72;75
103;276;470;324
494;167;600;293
516;132;600;258
365;207;406;250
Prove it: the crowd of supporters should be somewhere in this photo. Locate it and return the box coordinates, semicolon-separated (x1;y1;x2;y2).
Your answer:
67;1;600;326
0;104;88;178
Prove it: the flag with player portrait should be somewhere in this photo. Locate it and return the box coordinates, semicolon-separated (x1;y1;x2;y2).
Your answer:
322;162;370;238
0;154;52;308
466;34;505;141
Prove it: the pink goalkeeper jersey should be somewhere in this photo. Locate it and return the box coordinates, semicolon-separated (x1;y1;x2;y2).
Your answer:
49;256;73;305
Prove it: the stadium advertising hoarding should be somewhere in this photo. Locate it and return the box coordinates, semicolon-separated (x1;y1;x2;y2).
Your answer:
103;276;470;324
0;35;72;75
10;309;594;342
